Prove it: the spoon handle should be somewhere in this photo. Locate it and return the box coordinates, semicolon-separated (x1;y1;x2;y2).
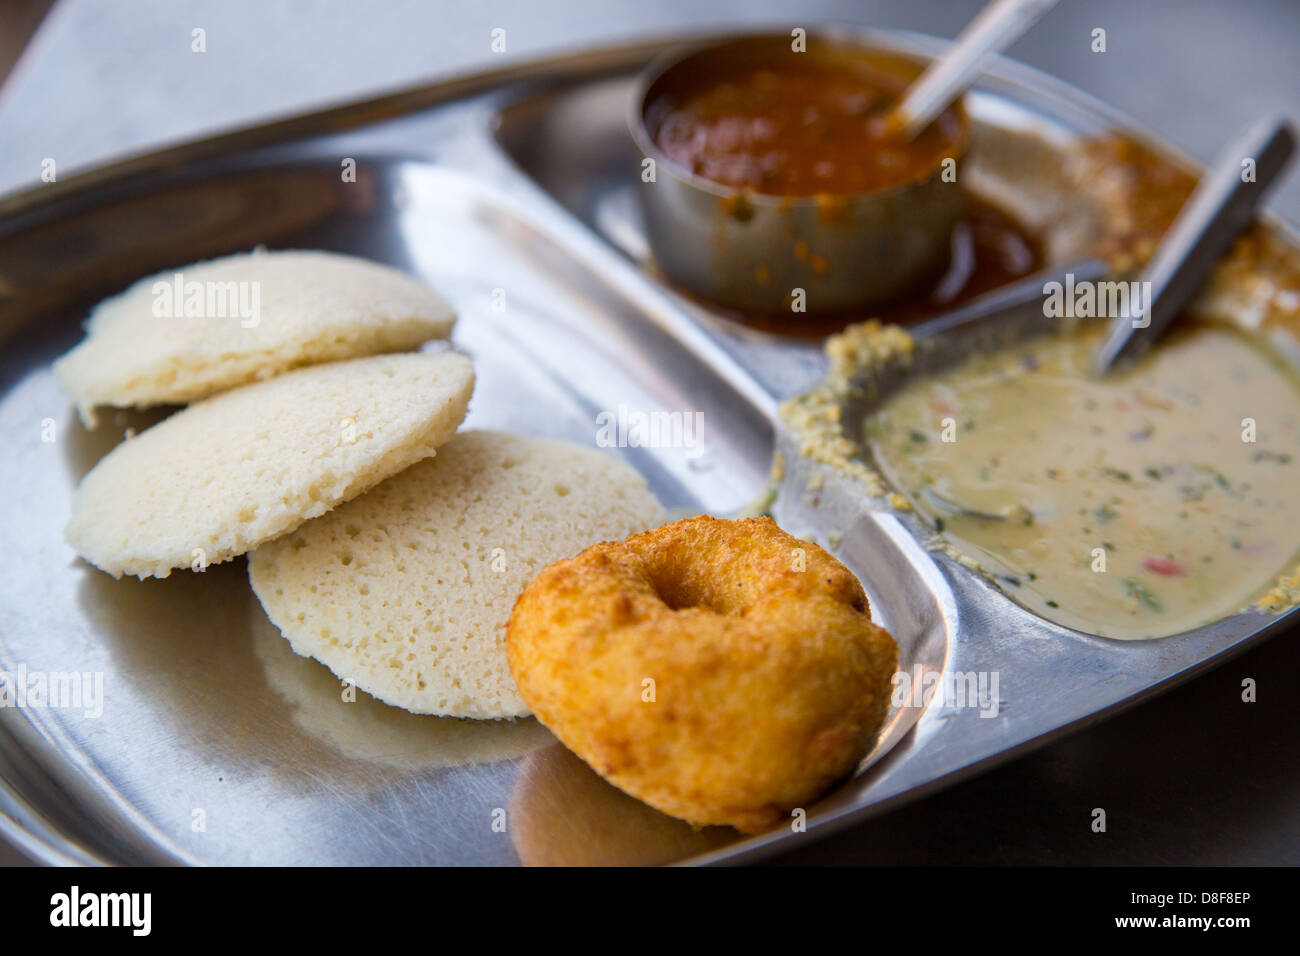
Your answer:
1093;117;1296;376
895;0;1058;139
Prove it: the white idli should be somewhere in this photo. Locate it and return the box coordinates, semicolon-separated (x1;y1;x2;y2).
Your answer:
248;430;665;719
67;351;474;579
54;249;455;425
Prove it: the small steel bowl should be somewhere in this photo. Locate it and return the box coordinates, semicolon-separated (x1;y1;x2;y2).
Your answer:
629;33;971;315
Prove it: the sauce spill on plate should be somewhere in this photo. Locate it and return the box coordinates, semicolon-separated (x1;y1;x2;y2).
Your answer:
866;322;1300;639
675;194;1042;339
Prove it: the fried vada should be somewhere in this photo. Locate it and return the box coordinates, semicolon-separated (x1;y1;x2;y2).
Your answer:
505;515;898;833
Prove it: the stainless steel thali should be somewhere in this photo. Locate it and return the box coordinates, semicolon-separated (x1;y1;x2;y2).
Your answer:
0;28;1296;866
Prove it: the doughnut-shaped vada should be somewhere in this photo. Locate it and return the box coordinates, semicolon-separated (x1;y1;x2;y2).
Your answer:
505;515;898;833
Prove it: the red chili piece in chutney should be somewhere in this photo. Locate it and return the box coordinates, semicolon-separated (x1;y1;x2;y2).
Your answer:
649;61;965;196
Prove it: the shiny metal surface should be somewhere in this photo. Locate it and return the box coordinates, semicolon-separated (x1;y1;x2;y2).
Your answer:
1094;117;1297;375
628;34;970;313
0;29;1295;866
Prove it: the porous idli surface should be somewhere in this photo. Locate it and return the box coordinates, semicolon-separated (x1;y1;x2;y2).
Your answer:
248;430;666;719
67;352;474;579
54;249;456;425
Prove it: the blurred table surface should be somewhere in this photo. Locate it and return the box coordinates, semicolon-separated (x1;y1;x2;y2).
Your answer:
1;0;1297;866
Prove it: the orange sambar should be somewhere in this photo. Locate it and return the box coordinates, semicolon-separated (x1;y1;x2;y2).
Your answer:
648;58;965;197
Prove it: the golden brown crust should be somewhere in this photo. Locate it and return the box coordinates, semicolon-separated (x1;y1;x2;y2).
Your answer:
505;515;898;833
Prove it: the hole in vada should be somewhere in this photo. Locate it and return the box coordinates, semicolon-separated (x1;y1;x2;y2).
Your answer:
657;581;702;612
643;563;723;614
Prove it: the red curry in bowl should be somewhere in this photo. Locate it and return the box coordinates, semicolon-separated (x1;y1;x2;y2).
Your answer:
630;35;973;314
646;55;966;197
